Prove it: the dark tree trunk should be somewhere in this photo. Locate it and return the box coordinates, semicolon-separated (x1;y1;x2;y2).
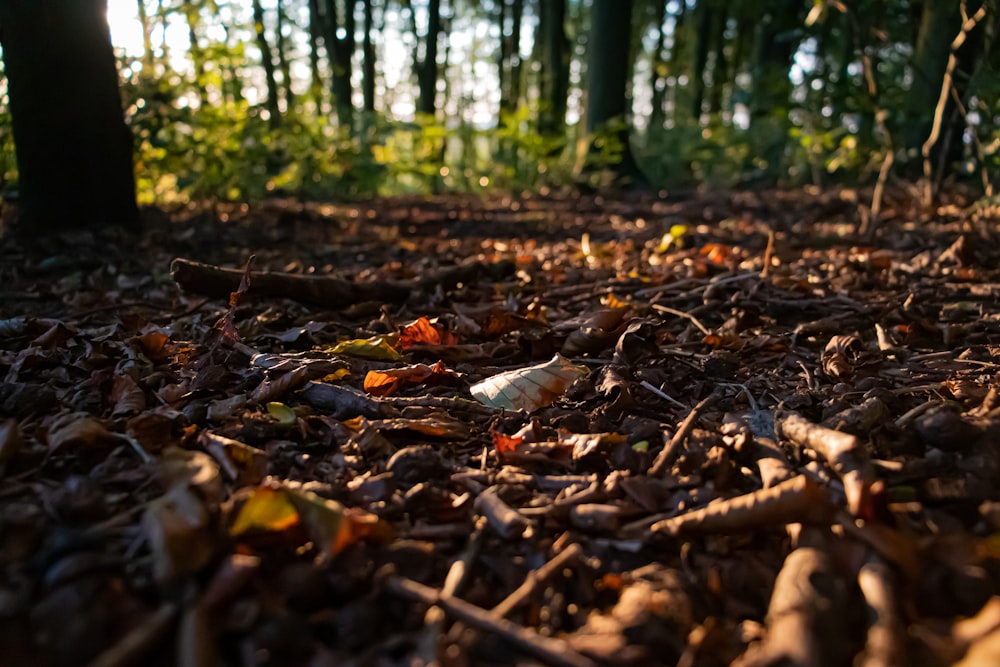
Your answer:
581;0;646;187
417;0;441;116
325;0;356;131
690;0;713;119
536;0;568;138
252;0;282;129
706;3;728;115
275;0;295;113
307;0;326;113
904;1;961;152
0;0;138;232
648;0;668;132
361;0;376;114
498;0;524;116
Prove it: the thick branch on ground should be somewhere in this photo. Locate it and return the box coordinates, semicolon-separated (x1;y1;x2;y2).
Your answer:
734;547;855;667
171;257;411;307
171;257;517;308
777;411;876;517
650;474;834;537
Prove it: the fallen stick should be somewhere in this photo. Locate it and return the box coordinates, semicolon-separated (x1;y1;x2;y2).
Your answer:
650;474;834;536
492;543;583;618
777;411;876;517
648;393;717;477
386;576;599;667
857;556;906;667
171;257;411;307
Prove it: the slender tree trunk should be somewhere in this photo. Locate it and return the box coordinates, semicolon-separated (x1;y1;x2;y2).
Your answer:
275;0;295;113
136;0;155;74
182;0;208;107
691;0;713;119
252;0;282;128
648;0;668;132
362;0;376;114
221;24;244;104
417;0;442;116
536;0;568;138
325;0;356;131
666;1;686;125
0;0;138;232
307;0;326;113
707;3;728;115
497;0;523;116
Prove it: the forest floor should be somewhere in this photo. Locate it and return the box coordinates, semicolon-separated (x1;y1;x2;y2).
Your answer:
2;187;1000;667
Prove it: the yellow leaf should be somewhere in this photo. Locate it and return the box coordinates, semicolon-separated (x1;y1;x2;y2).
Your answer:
327;335;402;361
230;484;300;537
266;402;297;426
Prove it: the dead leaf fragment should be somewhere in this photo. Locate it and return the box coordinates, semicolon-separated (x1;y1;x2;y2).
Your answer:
144;484;215;583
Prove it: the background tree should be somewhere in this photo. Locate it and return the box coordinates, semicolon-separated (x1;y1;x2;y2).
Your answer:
577;0;646;187
0;0;138;231
252;0;283;128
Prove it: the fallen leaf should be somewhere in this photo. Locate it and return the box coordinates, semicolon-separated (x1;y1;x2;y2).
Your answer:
470;354;590;411
327;335;402;360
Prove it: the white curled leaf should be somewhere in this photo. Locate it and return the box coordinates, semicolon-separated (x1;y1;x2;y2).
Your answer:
470;354;589;411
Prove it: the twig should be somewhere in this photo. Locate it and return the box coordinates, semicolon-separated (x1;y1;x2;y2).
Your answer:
475;486;530;539
418;519;487;659
648;393;717;477
492;543;583;618
857;556;906;667
651;304;711;335
86;603;179;667
385;576;600;667
639;380;686;408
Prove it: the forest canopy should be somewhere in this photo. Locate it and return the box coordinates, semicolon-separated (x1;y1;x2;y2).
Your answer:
0;0;997;205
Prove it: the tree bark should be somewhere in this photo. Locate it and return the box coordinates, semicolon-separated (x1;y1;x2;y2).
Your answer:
136;0;155;74
648;0;668;132
904;1;962;152
275;0;295;113
579;0;646;187
307;0;326;113
182;0;208;108
536;0;568;138
417;0;442;116
0;0;138;232
252;0;282;129
325;0;356;131
361;0;376;115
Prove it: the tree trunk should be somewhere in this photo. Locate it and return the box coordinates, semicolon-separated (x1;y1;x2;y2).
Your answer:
706;3;728;116
690;0;713;119
904;1;961;152
325;0;356;131
648;0;668;132
580;0;646;187
252;0;282;129
275;0;295;113
361;0;376;115
417;0;442;116
136;0;155;74
536;0;568;138
307;0;326;113
182;0;208;108
0;0;138;231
